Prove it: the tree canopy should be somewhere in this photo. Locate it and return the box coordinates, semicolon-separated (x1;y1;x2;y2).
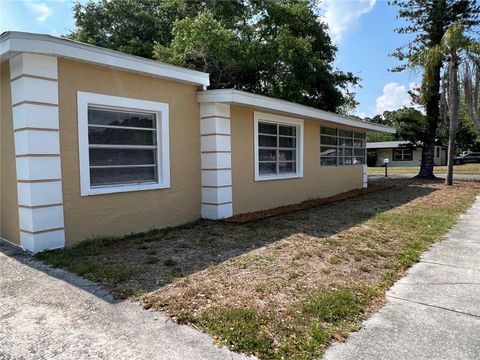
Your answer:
68;0;359;113
389;0;479;178
365;107;425;143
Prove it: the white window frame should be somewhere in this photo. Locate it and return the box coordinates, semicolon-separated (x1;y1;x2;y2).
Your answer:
77;91;170;196
254;111;304;181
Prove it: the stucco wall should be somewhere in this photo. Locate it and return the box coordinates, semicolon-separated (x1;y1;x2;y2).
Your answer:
58;59;201;246
0;62;20;244
435;146;447;166
374;148;422;167
230;106;363;215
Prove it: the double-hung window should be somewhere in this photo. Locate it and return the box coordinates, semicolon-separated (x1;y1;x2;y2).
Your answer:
393;148;413;161
77;92;170;196
320;127;366;166
254;112;303;181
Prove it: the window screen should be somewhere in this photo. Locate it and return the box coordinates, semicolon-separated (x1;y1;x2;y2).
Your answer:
258;121;298;176
321;127;366;166
87;107;158;186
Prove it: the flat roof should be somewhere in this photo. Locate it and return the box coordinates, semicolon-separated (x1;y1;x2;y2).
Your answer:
366;141;449;149
0;31;210;87
198;89;396;133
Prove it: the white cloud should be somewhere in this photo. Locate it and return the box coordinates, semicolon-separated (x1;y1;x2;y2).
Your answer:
375;82;420;114
24;0;52;23
320;0;376;42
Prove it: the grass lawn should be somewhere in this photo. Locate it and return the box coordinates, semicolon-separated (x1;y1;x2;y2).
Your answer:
368;163;480;174
36;179;480;359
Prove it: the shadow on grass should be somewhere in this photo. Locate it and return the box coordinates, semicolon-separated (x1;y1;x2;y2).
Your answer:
1;178;439;302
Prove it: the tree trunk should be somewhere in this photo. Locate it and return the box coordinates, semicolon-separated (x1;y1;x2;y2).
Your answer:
418;64;441;179
446;58;459;186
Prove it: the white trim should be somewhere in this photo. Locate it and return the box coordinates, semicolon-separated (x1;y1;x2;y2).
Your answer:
1;31;209;87
201;135;231;152
19;205;64;232
254;112;304;182
77;91;170;196
201;152;231;169
202;203;233;220
17;181;63;207
201;117;231;135
202;187;232;204
14;130;60;155
20;229;65;253
16;157;62;181
201;169;232;187
198;89;396;134
10;53;65;252
200;103;230;118
10;53;58;79
363;164;368;188
11;77;58;105
199;103;233;219
13;103;59;130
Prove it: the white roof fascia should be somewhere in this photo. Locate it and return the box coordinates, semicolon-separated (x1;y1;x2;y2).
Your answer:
366;141;412;149
0;31;210;87
198;89;396;133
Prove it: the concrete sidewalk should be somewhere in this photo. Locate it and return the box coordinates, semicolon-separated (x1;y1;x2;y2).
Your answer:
323;196;480;360
0;244;252;360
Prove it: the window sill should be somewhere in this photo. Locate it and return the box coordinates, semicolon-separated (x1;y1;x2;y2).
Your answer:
255;173;303;182
81;181;170;196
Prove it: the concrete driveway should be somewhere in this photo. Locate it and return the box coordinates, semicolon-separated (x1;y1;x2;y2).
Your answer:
0;244;252;360
323;197;480;360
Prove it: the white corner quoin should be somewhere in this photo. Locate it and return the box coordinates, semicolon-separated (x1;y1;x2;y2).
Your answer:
200;103;233;220
10;53;66;253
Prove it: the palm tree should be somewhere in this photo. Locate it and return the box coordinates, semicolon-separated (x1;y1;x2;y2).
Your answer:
411;23;480;185
441;24;479;185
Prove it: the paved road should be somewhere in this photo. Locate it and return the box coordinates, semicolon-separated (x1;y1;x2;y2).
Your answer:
369;172;480;181
0;244;252;360
323;197;480;360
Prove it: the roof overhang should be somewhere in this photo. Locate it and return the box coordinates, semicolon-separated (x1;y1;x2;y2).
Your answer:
198;89;396;133
366;142;414;149
0;31;210;87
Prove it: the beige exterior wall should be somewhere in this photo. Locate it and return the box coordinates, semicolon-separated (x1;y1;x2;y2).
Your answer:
435;146;447;166
230;106;363;215
374;148;422;167
0;62;20;244
58;59;201;246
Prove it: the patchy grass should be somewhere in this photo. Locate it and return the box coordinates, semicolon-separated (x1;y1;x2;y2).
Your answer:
368;163;480;174
36;179;480;359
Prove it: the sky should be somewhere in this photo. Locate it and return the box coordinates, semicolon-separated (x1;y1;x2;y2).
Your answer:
0;0;421;117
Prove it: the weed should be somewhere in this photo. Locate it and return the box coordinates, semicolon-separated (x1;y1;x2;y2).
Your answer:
163;258;178;267
328;254;343;264
359;265;370;273
196;308;274;356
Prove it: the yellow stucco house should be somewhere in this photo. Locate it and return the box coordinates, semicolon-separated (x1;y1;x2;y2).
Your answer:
0;32;395;252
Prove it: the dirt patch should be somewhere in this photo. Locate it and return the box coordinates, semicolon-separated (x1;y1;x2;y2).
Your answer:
37;179;480;359
226;184;389;223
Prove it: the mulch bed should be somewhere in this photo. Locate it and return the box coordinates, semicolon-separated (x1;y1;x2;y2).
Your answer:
225;183;390;223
